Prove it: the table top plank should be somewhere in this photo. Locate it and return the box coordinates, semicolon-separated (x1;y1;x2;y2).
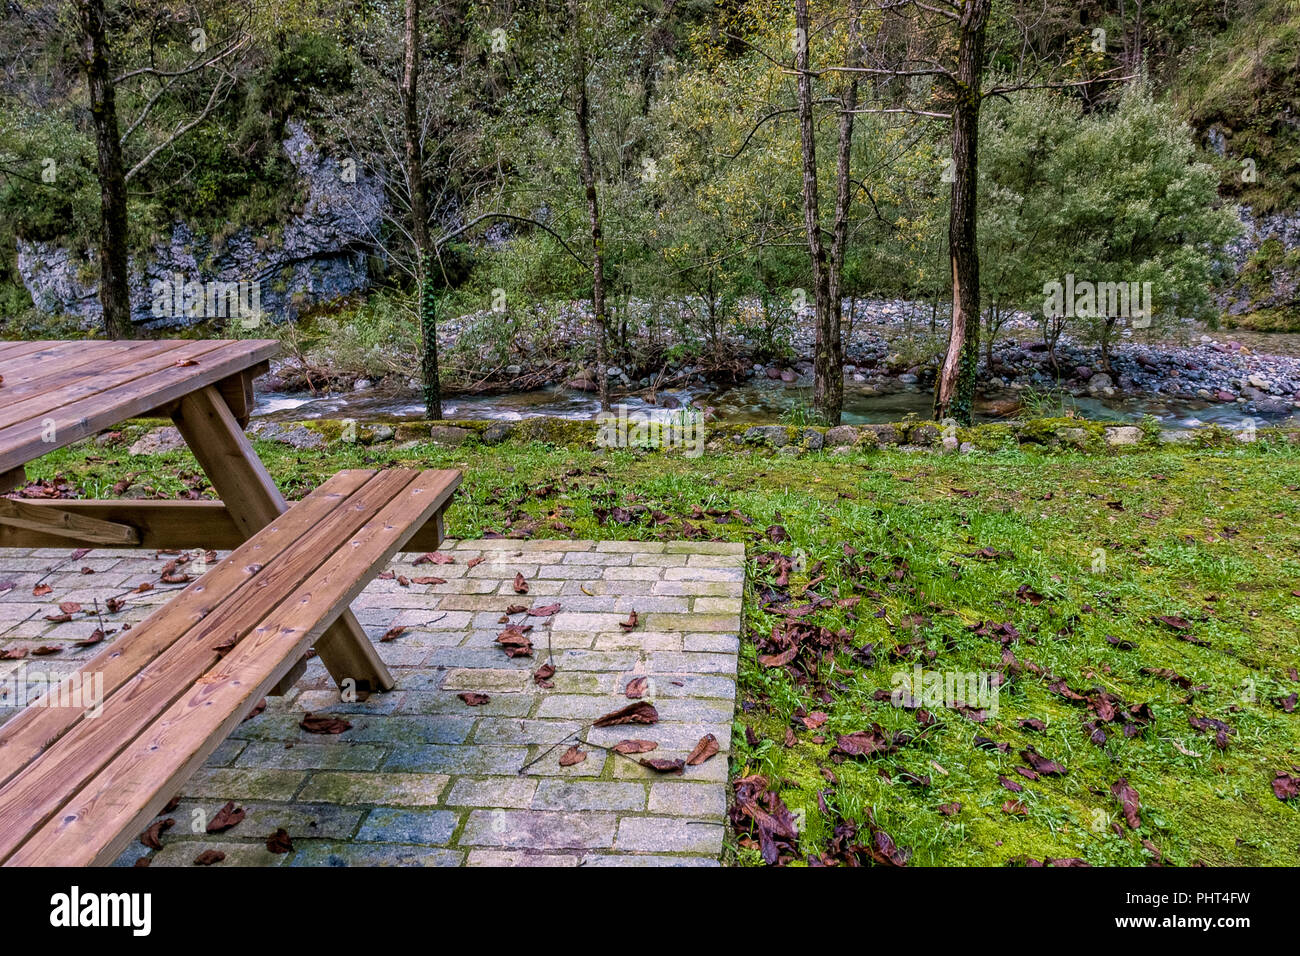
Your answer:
0;339;279;473
0;340;184;409
0;340;228;435
0;341;62;371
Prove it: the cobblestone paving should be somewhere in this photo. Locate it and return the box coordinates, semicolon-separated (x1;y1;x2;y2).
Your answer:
0;539;743;866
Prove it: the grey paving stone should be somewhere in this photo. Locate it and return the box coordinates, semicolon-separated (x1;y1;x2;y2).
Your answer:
587;722;731;751
662;566;744;582
551;649;642;672
665;541;744;554
439;667;533;692
466;849;581;866
290;842;464;867
532;780;647;812
579;853;720;867
231;713;475;745
629;552;690;567
615;815;726;854
459;809;617;849
591;630;683;651
183;768;307;802
648;782;728;818
235;742;388;771
356;808;460;845
150;840;291;867
562;551;632;565
596;541;665;553
445;775;539;808
470;717;584;745
683;632;742;653
613;753;729;783
382;744;529;775
646;651;739;675
397;690;535;717
204;738;248;768
0;540;743;867
294;689;409;715
601;566;664;581
167;799;364;840
298;772;449;806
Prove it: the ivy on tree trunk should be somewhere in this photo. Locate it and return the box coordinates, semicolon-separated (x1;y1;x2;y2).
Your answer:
934;0;992;426
77;0;132;340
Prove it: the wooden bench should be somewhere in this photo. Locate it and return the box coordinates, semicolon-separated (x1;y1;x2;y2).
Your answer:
0;467;459;866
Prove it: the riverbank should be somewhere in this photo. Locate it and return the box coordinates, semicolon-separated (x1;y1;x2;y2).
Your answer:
263;298;1300;431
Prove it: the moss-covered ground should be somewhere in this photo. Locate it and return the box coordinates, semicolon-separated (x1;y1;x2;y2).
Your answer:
22;422;1300;866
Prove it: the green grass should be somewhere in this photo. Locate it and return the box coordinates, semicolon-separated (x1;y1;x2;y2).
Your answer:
26;425;1300;866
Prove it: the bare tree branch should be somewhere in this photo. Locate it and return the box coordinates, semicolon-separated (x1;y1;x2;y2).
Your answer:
124;69;236;181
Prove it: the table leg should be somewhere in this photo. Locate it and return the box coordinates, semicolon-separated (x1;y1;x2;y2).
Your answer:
171;386;395;692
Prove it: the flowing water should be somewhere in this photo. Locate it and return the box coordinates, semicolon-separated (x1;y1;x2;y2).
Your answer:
255;379;1300;432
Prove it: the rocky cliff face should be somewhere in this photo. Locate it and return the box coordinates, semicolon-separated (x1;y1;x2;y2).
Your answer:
16;121;384;330
1218;206;1300;327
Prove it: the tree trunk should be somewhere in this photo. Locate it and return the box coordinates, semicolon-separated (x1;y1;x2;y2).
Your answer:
984;305;996;370
404;0;441;418
1099;317;1116;376
76;0;131;340
794;0;841;425
571;0;610;410
828;0;861;404
934;0;991;425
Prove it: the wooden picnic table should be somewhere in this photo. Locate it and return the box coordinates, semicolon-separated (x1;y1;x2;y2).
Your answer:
0;338;398;692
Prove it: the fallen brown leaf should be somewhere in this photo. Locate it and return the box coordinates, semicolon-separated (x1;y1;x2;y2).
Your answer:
140;817;175;849
687;733;720;766
299;714;351;735
559;744;587;767
206;801;245;833
593;701;659;727
638;757;685;775
266;828;294;854
612;739;658;754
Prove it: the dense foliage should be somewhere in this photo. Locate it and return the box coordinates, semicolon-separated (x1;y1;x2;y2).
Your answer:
0;0;1291;345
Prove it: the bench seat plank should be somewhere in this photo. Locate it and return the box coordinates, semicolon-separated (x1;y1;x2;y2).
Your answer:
3;469;458;867
0;470;376;791
0;499;456;553
0;471;418;863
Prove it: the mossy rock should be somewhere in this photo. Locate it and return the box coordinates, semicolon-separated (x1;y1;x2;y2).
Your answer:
860;423;901;446
1017;417;1106;451
741;425;800;447
428;425;473;446
961;423;1017;452
907;423;941;446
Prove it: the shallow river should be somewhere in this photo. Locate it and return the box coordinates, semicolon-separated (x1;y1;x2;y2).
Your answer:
255;379;1300;432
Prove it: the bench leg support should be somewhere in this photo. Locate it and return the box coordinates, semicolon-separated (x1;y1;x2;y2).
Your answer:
172;386;395;693
270;655;309;696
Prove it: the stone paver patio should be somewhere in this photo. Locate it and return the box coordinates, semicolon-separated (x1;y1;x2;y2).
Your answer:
0;539;744;866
